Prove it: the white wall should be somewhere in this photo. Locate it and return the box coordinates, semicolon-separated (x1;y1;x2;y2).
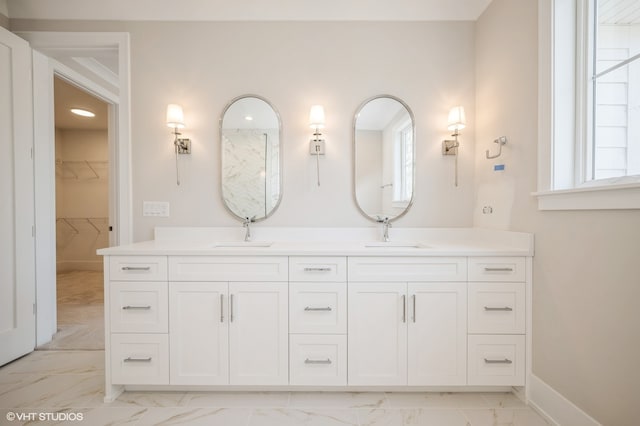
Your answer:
128;21;476;240
476;1;640;425
11;21;477;241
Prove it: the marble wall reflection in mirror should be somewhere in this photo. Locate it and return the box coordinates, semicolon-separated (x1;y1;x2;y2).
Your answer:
220;95;282;221
353;95;415;222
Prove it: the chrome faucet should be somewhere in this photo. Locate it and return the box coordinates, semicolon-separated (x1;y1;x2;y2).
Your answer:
377;217;392;242
243;216;254;242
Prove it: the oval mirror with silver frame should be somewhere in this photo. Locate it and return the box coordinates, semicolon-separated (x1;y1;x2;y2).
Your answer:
353;95;415;222
220;95;282;222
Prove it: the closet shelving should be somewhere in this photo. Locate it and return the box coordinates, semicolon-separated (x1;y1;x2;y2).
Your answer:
56;217;108;234
56;159;108;180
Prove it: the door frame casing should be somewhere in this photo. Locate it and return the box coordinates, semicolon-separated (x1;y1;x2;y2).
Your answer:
22;31;131;345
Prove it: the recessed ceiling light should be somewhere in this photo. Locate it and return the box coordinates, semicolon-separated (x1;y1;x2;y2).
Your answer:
245;115;253;121
70;108;95;118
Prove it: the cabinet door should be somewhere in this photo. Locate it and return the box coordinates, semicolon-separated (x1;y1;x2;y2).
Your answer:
169;282;228;385
348;283;407;385
408;282;467;385
229;282;288;385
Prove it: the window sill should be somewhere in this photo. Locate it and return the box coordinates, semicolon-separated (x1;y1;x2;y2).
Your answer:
533;183;640;210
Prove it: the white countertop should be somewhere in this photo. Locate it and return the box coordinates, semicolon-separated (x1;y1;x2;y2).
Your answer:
97;227;534;257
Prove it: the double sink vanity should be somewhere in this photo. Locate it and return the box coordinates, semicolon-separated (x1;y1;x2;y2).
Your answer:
99;227;533;402
98;94;532;402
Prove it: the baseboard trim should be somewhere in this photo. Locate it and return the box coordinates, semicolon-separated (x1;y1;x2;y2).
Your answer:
528;374;601;426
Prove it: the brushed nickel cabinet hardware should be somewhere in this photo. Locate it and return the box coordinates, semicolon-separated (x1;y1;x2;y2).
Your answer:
123;357;152;362
304;306;332;312
484;358;513;364
304;358;332;365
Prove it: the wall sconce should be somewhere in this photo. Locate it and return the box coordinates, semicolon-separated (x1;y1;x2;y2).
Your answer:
166;104;191;186
442;106;466;187
309;105;326;187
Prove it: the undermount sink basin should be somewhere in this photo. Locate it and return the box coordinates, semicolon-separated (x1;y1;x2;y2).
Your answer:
363;242;431;249
212;241;273;248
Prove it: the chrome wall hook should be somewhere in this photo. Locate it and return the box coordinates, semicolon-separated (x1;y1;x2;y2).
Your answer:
486;136;507;159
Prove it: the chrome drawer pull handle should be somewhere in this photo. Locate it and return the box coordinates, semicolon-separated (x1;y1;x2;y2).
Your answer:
304;358;332;365
412;294;416;323
402;295;406;323
484;358;513;364
304;306;332;312
123;357;152;363
122;305;151;310
484;306;513;312
483;267;514;272
220;294;224;323
230;294;234;322
121;266;151;271
303;267;332;272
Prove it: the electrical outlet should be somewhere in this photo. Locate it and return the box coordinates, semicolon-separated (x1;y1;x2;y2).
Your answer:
309;139;325;155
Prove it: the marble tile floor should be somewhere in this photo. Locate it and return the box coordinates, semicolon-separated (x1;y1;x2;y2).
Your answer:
0;350;551;426
37;271;105;351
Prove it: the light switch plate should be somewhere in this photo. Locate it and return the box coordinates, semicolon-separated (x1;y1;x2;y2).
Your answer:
143;201;170;217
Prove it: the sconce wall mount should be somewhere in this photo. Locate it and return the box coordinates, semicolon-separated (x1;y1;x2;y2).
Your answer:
309;105;326;186
166;103;192;185
441;106;466;187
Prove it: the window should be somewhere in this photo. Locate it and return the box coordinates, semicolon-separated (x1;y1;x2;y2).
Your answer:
589;0;640;181
393;122;413;204
536;0;640;209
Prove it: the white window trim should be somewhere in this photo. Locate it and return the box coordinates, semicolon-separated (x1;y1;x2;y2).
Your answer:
536;0;640;210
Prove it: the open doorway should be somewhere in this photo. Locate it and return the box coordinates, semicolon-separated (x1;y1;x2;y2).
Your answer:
37;76;110;350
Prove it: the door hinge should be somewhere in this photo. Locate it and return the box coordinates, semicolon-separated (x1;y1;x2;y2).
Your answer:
109;226;113;232
30;147;33;159
32;225;35;237
33;303;36;315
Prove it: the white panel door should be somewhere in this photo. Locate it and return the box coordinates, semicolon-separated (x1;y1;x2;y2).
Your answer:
0;27;36;366
408;282;467;385
169;282;229;385
348;282;407;385
229;282;288;385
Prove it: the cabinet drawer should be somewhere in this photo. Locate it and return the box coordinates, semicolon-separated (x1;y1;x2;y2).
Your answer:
467;335;525;386
468;282;525;334
169;256;288;281
109;256;168;281
289;257;347;282
348;257;466;282
468;257;525;282
290;282;346;334
290;334;347;385
109;282;168;333
110;334;169;385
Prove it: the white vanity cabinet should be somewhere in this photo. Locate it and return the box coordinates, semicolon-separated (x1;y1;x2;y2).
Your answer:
169;282;229;385
101;232;532;401
467;257;526;386
289;256;348;386
168;256;289;386
106;256;169;386
347;257;468;386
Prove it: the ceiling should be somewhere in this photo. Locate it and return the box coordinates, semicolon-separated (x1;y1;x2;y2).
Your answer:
6;0;493;21
54;76;108;130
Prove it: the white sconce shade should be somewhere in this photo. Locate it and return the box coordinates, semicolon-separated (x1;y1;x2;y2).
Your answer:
166;104;185;129
309;105;326;129
447;106;466;131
